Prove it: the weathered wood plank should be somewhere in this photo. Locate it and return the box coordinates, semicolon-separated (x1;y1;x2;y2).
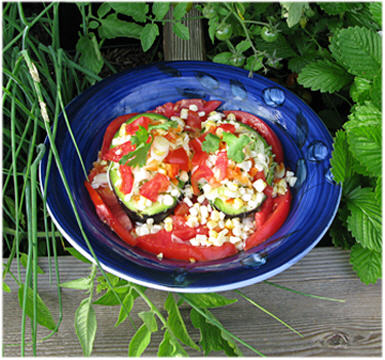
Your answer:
3;248;381;357
163;7;205;61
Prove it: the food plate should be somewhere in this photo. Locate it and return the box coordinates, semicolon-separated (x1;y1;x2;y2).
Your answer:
40;61;341;292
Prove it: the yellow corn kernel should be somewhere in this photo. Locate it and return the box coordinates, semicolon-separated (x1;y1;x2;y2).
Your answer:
225;219;234;230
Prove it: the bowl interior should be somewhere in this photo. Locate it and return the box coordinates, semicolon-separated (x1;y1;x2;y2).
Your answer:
40;61;341;292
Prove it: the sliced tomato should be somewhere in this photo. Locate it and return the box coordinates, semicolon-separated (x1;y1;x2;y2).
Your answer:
223;110;284;163
203;100;222;114
171;216;197;241
245;188;291;251
84;181;136;246
174;98;206;112
152;102;176;118
218;123;236;133
190;138;209;167
186;110;202;130
136;230;237;262
174;202;190;217
126;115;151;135
164;147;190;171
215;151;228;181
102;140;135;162
139;173;170;202
191;164;213;195
119;164;133;194
100;113;138;158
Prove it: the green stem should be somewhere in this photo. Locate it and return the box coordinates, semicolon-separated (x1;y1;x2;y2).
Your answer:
235;290;303;338
264;281;346;303
180;294;265;357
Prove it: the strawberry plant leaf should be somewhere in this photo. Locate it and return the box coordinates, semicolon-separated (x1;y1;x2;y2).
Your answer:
319;2;360;16
128;323;151;356
330;27;381;79
165;293;199;350
140;23;159;52
346;187;382;252
173;22;190;40
18;284;56;330
297;60;352;93
110;2;149;23
346;124;381;178
152;2;170;21
330;130;354;184
350;243;382;284
349;77;372;104
368;2;382;26
75;298;97;356
375;176;382;205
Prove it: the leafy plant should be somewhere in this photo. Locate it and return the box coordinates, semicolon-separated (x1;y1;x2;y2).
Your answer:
75;2;191;80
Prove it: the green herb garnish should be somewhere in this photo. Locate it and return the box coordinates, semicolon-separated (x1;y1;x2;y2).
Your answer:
202;133;221;153
222;132;251;163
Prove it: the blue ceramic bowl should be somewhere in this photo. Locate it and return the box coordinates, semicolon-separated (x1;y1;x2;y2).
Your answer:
40;61;341;292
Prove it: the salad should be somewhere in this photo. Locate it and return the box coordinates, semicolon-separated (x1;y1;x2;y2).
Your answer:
85;99;297;262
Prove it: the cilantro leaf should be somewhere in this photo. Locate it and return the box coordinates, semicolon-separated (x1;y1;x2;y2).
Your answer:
350;243;382;284
202;133;221;153
119;142;152;168
131;126;149;146
222;132;251;163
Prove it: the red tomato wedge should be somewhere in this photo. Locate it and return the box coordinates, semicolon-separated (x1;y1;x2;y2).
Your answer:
102;141;136;162
191;164;214;195
84;181;136;246
222;110;284;163
152;102;176;118
164;148;190;171
139;173;170;202
214;151;228;181
119;164;134;194
136;230;238;262
245;188;291;251
100;113;138;158
126;116;151;135
186;110;201;130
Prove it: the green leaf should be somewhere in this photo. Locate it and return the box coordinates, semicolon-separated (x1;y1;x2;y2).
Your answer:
157;329;188;356
208;16;219;44
97;3;111;18
120;142;152;168
212;51;232;65
318;2;359;15
65;247;92;264
182;293;237;308
139;311;158;332
140;23;159;52
75;298;97;356
330;27;381;79
190;308;242;356
173;2;188;20
346;187;382;252
128;324;152;356
115;290;135;327
93;285;131;305
153;2;170;21
346;101;381;128
165;293;199;350
350;243;382;284
244;55;263;72
110;2;149;22
329;220;354;250
375;176;382;206
202;133;220;153
350;77;372;104
3;194;25;226
283;2;307;28
222;132;251;163
370;73;382;109
236;40;251;53
369;2;382;26
76;33;104;76
253;34;297;59
88;20;99;30
60;277;91;290
345;121;381;177
19;252;44;274
18;284;56;330
297;60;352;93
330;130;354;184
98;14;143;40
131;126;149;145
3;281;11;293
172;22;190;40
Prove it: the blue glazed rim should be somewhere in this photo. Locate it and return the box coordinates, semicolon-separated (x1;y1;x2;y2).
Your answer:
40;61;341;293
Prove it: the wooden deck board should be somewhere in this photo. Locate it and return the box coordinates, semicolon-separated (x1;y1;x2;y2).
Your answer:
3;248;381;357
